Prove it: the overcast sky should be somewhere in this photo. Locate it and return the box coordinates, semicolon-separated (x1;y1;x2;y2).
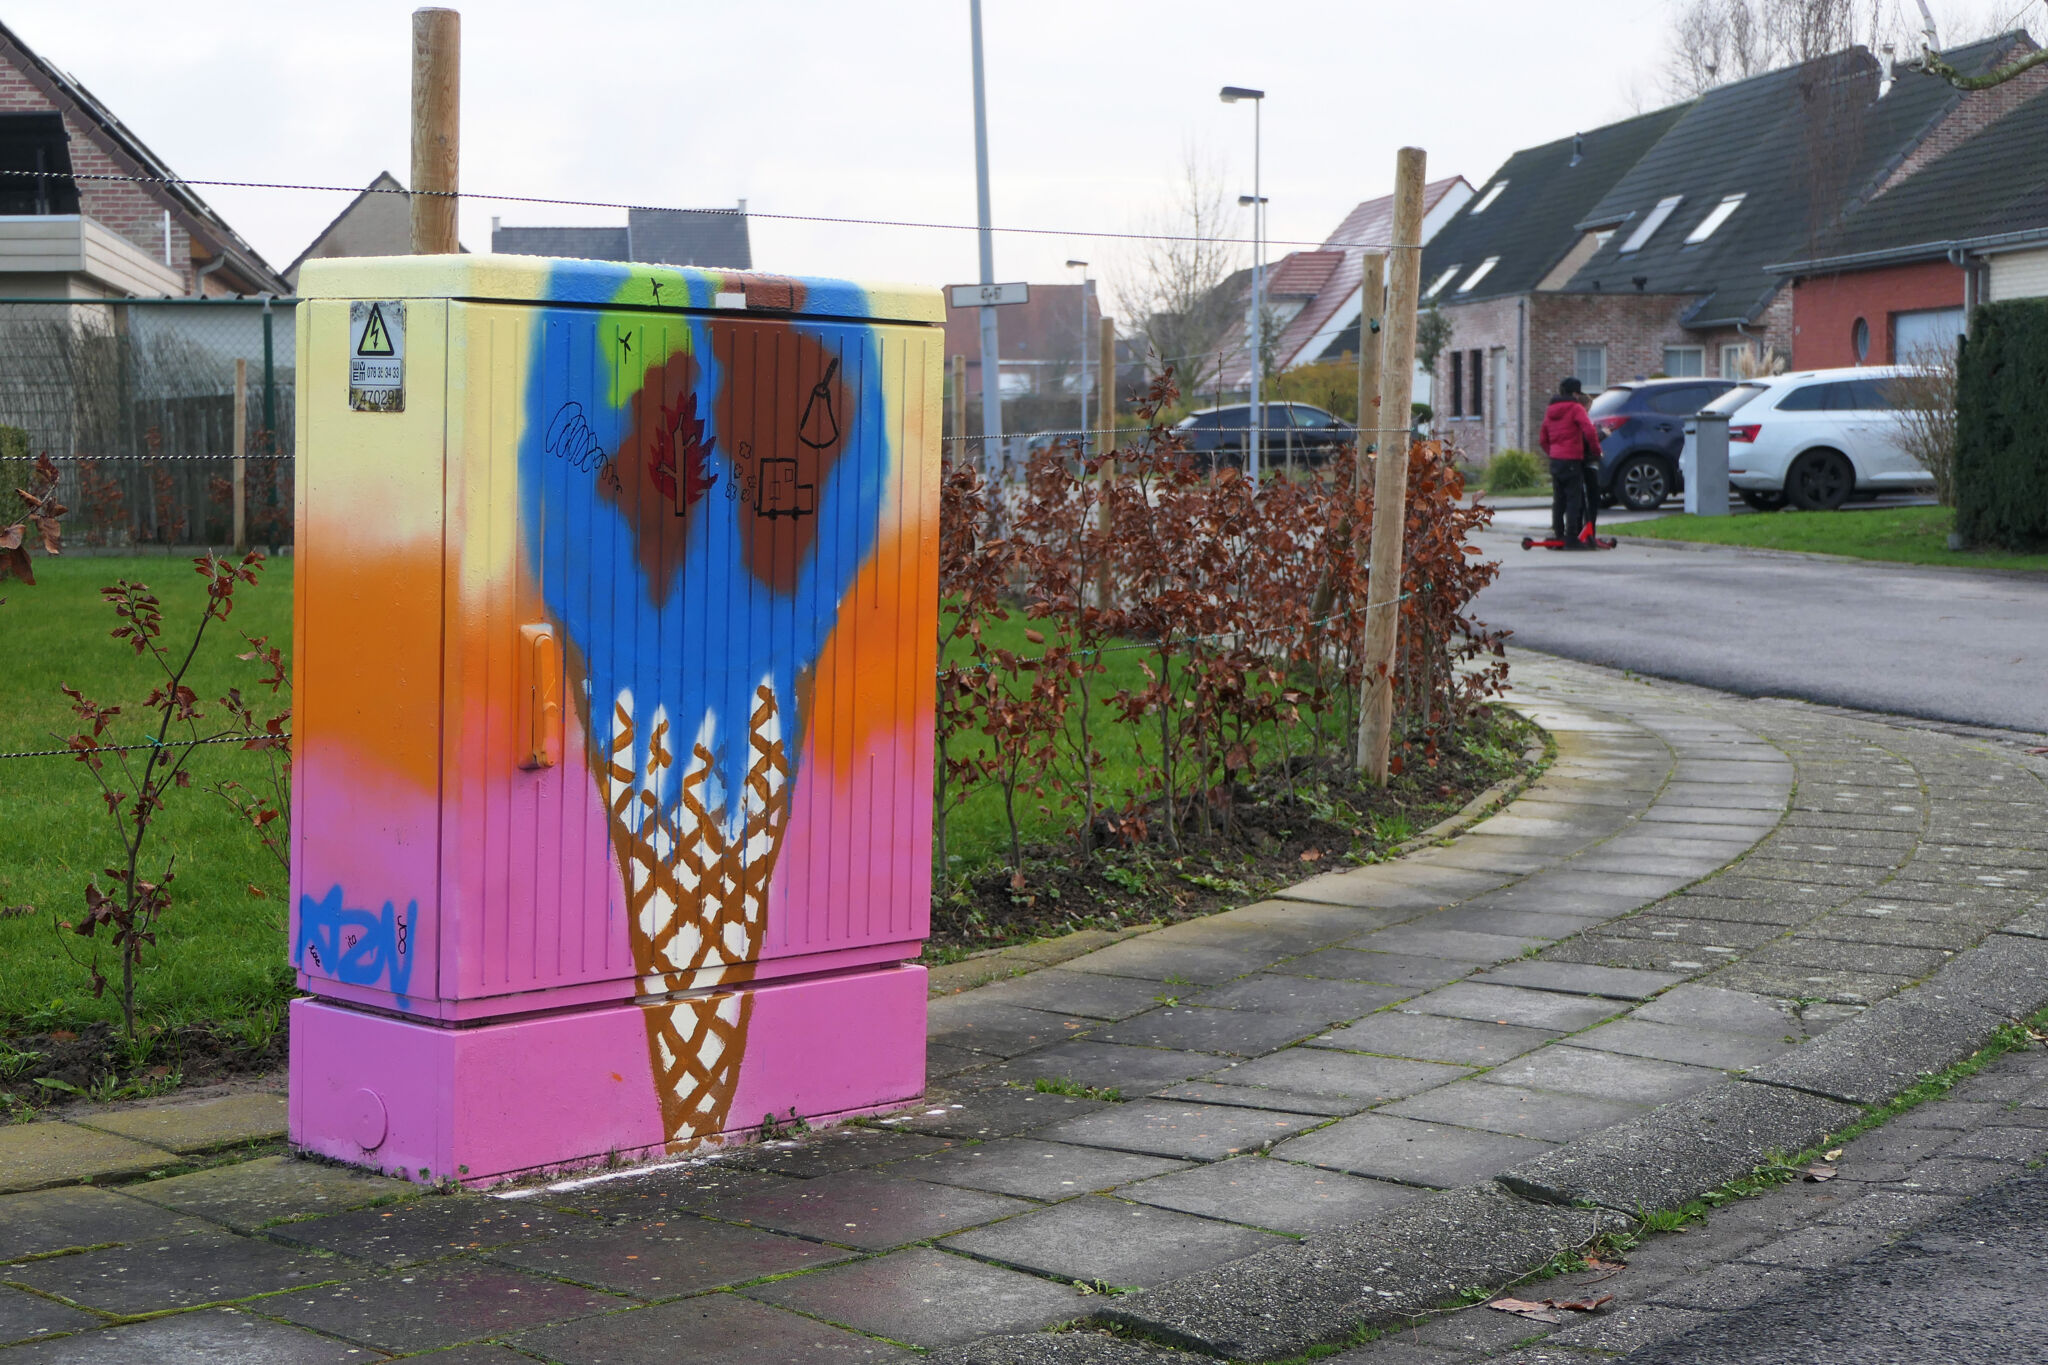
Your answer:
7;0;2026;303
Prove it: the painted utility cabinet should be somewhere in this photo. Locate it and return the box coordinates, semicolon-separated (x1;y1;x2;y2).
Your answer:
287;255;941;1183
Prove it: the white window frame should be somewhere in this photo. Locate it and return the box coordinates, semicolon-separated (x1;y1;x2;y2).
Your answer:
1662;345;1705;378
1686;193;1745;244
1620;195;1684;254
1574;344;1608;393
1718;342;1749;377
1425;265;1461;299
1469;180;1508;214
1456;257;1500;293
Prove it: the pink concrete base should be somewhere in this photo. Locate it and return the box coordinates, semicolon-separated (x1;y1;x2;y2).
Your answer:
289;963;927;1185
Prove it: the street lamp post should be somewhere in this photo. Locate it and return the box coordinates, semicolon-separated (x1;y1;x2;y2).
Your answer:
1066;259;1090;453
1220;85;1265;481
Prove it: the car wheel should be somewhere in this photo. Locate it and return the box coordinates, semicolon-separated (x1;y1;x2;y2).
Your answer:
1615;455;1674;511
1739;488;1788;512
1786;449;1853;511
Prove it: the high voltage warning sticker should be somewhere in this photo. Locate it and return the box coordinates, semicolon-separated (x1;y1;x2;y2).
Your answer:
348;301;405;412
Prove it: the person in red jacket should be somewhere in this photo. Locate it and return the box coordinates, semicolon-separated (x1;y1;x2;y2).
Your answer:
1539;377;1600;546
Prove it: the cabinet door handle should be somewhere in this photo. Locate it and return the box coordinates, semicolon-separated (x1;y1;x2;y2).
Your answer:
517;624;561;770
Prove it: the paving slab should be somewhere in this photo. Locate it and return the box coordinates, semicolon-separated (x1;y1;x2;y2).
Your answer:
1398;982;1622;1031
0;1284;100;1347
729;1128;954;1179
1745;992;2009;1106
885;1089;1120;1140
268;1193;567;1267
1481;1045;1725;1105
266;1261;625;1353
0;1185;205;1262
925;1332;1212;1364
0;1306;377;1363
511;1292;913;1361
930;1042;998;1079
1150;1081;1364;1116
1379;1079;1649;1142
66;1092;287;1155
118;1154;417;1231
1570;1017;1798;1071
926;998;1099;1057
1542;1302;1717;1355
1347;925;1548;962
941;1194;1289;1287
1116;1154;1424;1234
699;1168;1033;1250
899;1138;1189;1201
1306;1011;1559;1065
1422;905;1611;940
1196;1048;1469;1104
973;1042;1224;1097
1090;1005;1330;1057
1059;936;1278;984
1274;949;1485;989
1477;958;1689;1001
1187;973;1405;1018
961;970;1173;1021
0;1122;170;1195
1034;1099;1326;1161
8;1227;340;1315
1273;1112;1553;1188
744;1246;1086;1348
487;1211;854;1297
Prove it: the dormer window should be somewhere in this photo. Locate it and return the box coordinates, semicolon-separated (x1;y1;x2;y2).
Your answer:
1456;257;1499;293
1619;195;1683;254
1469;181;1508;214
1425;265;1461;299
1685;193;1745;244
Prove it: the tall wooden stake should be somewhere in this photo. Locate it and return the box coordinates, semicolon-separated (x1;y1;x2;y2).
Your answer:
1096;314;1117;611
410;8;461;255
1359;147;1427;782
232;356;247;555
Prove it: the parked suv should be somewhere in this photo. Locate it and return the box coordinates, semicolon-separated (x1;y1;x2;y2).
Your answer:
1685;366;1935;511
1172;402;1355;468
1585;378;1739;510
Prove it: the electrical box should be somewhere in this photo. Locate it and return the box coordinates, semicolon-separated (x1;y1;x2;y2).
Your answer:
288;255;941;1183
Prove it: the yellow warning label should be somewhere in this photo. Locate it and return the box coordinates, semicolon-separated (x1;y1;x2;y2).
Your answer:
356;303;395;356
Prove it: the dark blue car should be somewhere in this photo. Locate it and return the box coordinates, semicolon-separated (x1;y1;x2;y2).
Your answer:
1586;378;1738;510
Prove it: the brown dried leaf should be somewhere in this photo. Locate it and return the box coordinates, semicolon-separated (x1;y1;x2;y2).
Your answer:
1803;1164;1838;1182
1298;848;1323;862
246;883;268;899
1548;1293;1615;1313
1486;1298;1562;1323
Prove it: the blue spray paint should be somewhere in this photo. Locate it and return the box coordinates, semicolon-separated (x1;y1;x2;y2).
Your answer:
296;885;416;1006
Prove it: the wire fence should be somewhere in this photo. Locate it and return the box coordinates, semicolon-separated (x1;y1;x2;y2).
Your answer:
0;298;296;550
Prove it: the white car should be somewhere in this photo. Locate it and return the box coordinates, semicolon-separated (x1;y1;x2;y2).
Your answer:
1685;366;1936;511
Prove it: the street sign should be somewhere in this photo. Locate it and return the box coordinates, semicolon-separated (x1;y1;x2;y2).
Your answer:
949;282;1029;308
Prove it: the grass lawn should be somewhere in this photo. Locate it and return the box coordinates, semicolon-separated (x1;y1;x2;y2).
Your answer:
1610;504;2048;572
1;555;295;1035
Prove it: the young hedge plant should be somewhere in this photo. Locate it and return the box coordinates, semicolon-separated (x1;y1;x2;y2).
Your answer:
1955;299;2048;551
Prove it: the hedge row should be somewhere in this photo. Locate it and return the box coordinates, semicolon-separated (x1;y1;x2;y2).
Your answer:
1956;299;2048;551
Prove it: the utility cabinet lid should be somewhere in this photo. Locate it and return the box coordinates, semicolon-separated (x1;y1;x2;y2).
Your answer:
296;253;943;325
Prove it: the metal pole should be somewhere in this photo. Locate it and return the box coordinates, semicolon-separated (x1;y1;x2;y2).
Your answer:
1096;314;1116;611
261;301;276;448
1079;275;1090;452
1249;99;1262;483
951;353;967;450
232;356;248;555
969;0;1003;482
1359;147;1428;782
410;8;461;255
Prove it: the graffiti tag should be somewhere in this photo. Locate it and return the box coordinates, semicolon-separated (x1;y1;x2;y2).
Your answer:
297;885;417;1003
544;403;623;493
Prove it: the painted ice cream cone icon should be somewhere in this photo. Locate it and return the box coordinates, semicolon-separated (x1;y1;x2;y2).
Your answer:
798;358;842;450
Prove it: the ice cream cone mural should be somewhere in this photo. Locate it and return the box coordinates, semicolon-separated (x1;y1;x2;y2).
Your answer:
288;257;940;1182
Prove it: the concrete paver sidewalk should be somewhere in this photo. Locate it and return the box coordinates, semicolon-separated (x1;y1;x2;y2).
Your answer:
2;654;2044;1362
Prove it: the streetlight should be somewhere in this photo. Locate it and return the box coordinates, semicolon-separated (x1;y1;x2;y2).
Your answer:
1066;259;1090;453
1221;84;1265;480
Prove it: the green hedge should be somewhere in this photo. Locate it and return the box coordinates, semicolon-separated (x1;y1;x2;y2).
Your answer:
1956;299;2048;551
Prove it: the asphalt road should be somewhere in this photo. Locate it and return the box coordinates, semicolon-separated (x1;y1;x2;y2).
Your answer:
1622;1168;2048;1364
1470;518;2048;734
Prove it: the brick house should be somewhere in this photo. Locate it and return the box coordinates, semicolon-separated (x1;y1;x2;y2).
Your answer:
1422;32;2044;461
491;206;752;271
284;172;413;290
1769;84;2048;365
0;20;283;296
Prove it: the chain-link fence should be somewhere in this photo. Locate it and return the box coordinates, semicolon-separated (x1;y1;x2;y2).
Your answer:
0;298;296;550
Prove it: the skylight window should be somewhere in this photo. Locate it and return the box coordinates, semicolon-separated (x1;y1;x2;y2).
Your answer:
1469;180;1508;214
1425;265;1462;298
1456;257;1499;293
1619;195;1683;254
1685;193;1745;244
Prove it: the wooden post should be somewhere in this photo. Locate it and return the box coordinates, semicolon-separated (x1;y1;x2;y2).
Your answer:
232;356;248;555
951;354;967;449
1358;147;1427;781
410;8;461;255
1096;315;1117;611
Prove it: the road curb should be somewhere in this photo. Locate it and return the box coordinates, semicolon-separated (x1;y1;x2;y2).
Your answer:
1101;897;2048;1360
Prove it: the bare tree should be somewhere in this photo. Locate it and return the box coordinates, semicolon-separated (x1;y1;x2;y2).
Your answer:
1912;0;2048;87
1111;154;1245;403
1661;0;1899;97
